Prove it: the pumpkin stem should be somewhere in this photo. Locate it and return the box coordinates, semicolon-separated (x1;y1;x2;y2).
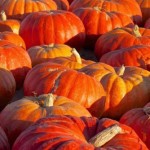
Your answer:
116;65;125;76
143;107;150;119
0;10;7;21
89;124;123;147
132;25;141;37
48;43;54;47
71;48;82;64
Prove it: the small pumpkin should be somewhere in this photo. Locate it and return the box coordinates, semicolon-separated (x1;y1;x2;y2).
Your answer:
120;102;150;149
0;68;16;111
0;93;91;146
12;115;148;150
0;11;20;34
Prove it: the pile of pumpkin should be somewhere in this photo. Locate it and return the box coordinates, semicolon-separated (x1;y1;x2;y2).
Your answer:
1;0;150;149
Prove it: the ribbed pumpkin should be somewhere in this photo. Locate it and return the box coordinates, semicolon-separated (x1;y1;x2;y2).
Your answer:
0;40;31;88
19;10;85;49
28;44;73;66
97;66;150;119
0;0;57;20
0;68;16;111
0;93;91;146
95;25;150;59
136;0;150;24
0;31;26;49
0;127;10;150
12;115;148;150
53;0;69;10
0;11;20;34
70;0;142;25
73;7;134;48
23;62;106;117
120;102;150;149
100;45;150;71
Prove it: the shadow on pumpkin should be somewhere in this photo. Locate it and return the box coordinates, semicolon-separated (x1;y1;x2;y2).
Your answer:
0;24;13;32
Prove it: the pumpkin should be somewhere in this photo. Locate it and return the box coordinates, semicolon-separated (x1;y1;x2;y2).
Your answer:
0;127;10;150
0;93;91;146
19;10;86;49
69;0;142;25
79;62;116;81
136;0;150;24
47;48;95;70
73;7;134;48
144;17;150;28
12;115;148;150
0;40;31;88
53;0;69;10
0;31;26;49
100;45;150;71
0;0;57;20
120;102;150;149
95;25;150;59
0;68;16;111
23;62;106;117
96;66;150;119
0;11;20;34
28;43;74;66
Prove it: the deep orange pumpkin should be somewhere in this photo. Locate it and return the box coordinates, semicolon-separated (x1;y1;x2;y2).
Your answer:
19;10;86;49
23;62;106;117
95;26;150;59
73;7;134;48
12;115;148;150
0;40;31;88
0;93;91;146
0;68;16;111
120;102;150;149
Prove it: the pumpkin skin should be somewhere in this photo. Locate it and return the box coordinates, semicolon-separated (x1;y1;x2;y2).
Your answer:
136;0;150;24
53;0;69;10
0;11;20;34
0;40;31;88
0;68;16;111
0;0;57;20
95;26;150;59
23;62;106;117
0;127;10;150
100;45;150;71
120;102;150;149
0;93;91;146
12;115;148;150
70;0;142;25
19;10;86;49
27;44;73;66
96;66;150;119
144;18;150;28
0;31;26;49
73;7;134;48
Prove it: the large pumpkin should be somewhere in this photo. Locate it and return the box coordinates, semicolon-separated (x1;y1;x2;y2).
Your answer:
69;0;142;25
0;0;57;20
73;7;134;48
0;93;91;146
0;40;31;88
0;68;16;111
0;127;10;150
95;25;150;59
12;115;148;150
0;31;26;49
100;45;150;71
120;102;150;149
23;62;106;117
19;10;86;49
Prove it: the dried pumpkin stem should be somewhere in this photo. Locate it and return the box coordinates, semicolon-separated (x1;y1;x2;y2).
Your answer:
0;10;7;21
89;124;123;147
48;43;54;47
71;48;82;64
116;65;125;76
132;25;141;37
